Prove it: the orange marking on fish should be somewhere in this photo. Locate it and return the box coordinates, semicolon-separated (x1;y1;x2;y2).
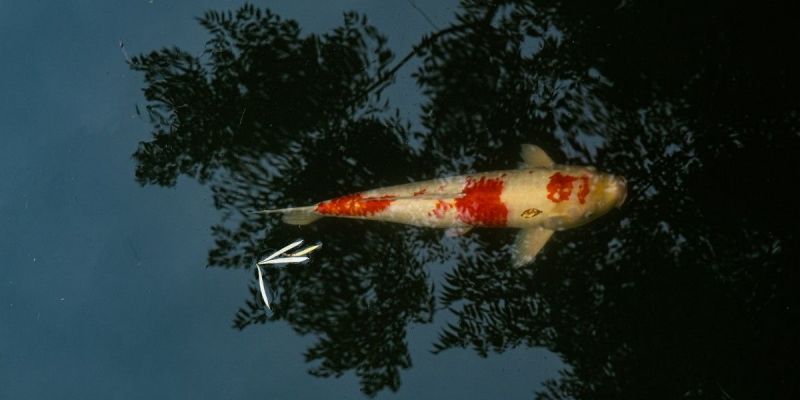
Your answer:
315;194;395;216
431;200;452;218
547;173;591;204
454;176;508;226
577;176;590;204
413;188;427;196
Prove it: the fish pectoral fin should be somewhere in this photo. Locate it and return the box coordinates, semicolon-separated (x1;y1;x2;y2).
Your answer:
512;227;554;267
445;226;473;237
520;144;554;168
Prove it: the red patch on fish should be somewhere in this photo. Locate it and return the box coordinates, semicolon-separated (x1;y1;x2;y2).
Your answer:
315;194;394;216
577;176;590;204
413;188;427;196
454;177;508;226
430;200;452;218
546;173;590;204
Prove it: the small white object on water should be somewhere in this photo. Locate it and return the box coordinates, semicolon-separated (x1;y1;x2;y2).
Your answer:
288;242;323;257
259;256;309;265
257;239;305;265
255;239;323;310
256;265;271;309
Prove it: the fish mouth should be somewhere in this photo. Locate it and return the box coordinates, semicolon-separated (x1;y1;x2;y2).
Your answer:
615;177;628;208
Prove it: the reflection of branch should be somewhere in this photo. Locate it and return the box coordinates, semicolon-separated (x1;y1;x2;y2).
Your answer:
407;0;439;30
359;5;499;99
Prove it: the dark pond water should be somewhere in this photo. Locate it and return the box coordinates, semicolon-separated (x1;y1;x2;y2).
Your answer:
2;1;798;399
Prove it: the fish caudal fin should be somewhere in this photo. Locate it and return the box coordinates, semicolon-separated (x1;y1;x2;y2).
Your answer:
253;206;322;225
282;207;322;225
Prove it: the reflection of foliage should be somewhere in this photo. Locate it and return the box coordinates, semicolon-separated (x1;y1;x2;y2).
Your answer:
416;1;799;399
130;5;436;395
131;1;799;398
131;5;397;187
234;228;437;395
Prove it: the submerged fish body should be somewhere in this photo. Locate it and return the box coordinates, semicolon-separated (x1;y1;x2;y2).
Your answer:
262;144;627;266
318;167;623;230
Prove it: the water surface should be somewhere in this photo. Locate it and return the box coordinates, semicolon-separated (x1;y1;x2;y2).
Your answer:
2;1;798;399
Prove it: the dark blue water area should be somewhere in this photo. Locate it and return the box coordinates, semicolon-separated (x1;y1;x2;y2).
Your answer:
2;1;798;399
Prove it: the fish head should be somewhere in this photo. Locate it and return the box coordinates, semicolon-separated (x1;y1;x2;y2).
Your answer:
600;173;627;208
580;172;627;221
539;168;627;230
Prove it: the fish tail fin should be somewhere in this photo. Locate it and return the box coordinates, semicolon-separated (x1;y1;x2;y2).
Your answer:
252;206;322;225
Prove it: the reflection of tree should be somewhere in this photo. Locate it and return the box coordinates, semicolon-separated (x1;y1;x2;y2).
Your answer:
131;1;798;398
131;5;455;396
235;229;436;395
416;1;799;399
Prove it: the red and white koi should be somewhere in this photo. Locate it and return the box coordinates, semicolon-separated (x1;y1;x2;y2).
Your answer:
259;144;626;266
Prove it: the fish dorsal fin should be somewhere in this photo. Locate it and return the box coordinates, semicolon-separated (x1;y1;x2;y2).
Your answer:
512;227;555;267
520;144;554;168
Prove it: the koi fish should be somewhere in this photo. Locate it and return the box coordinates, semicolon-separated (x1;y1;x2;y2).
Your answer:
259;144;627;267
